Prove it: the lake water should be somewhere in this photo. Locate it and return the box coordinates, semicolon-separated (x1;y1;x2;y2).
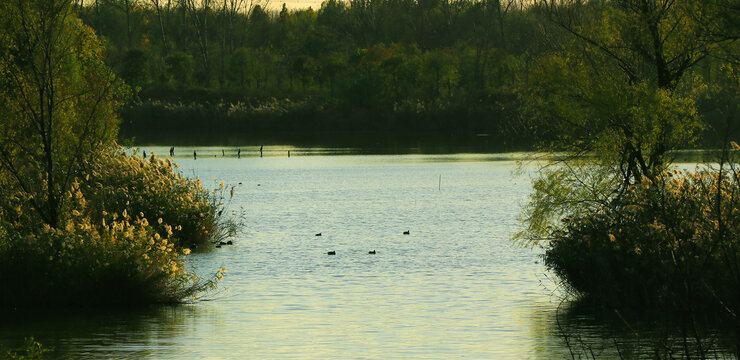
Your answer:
1;147;733;358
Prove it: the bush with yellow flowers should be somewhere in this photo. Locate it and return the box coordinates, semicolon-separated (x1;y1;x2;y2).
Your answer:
80;149;238;249
0;149;230;306
2;337;49;359
0;1;231;307
544;167;740;321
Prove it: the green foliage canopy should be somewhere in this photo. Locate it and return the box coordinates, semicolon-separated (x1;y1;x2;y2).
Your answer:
516;0;736;244
0;0;127;227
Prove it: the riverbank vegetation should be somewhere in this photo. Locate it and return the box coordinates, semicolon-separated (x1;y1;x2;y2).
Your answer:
511;0;739;356
69;0;736;147
3;337;48;359
545;166;740;312
0;0;228;307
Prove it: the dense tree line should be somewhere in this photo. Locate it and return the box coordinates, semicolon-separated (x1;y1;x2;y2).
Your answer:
71;0;735;147
66;0;536;144
76;0;534;90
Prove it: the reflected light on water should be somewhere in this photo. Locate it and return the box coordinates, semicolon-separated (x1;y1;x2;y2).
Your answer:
1;150;731;358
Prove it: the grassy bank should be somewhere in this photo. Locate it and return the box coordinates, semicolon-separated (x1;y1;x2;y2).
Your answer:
544;166;740;328
0;148;230;307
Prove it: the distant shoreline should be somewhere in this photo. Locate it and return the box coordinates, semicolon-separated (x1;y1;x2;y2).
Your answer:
119;98;529;151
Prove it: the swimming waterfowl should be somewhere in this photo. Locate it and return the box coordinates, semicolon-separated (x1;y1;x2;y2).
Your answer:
327;251;336;255
315;233;322;237
403;230;410;235
368;250;376;254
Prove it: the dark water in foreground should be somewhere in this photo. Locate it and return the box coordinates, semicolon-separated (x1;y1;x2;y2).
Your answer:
1;149;735;358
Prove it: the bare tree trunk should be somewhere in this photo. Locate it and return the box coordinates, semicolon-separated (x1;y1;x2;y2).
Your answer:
219;0;227;86
184;0;211;84
95;0;103;36
125;0;132;48
150;0;170;56
494;0;515;48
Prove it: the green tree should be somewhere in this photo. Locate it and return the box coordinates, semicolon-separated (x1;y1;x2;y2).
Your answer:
311;51;345;95
228;47;259;87
121;48;150;89
165;51;195;86
246;5;272;49
380;43;421;102
0;0;126;227
341;46;395;109
421;48;458;99
517;0;736;243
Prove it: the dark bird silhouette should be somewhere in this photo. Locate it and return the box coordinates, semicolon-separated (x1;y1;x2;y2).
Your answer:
170;147;174;157
193;151;197;160
226;240;233;245
237;149;241;158
368;250;376;254
327;251;336;255
143;150;147;158
403;230;410;235
315;233;322;237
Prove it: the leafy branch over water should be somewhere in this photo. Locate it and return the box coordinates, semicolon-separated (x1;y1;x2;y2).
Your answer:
0;0;232;307
516;0;740;356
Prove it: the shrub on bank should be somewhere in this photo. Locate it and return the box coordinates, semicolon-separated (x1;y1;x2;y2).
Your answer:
81;150;237;249
544;167;740;318
3;337;48;359
0;149;228;307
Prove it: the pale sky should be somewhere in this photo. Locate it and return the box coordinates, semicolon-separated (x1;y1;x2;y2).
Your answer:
267;0;324;10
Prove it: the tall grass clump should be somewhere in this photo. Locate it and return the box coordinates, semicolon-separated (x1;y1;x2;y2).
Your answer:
81;149;238;249
0;148;229;307
544;166;740;323
0;1;231;308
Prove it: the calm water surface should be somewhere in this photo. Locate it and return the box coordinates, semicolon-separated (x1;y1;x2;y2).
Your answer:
1;148;727;358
